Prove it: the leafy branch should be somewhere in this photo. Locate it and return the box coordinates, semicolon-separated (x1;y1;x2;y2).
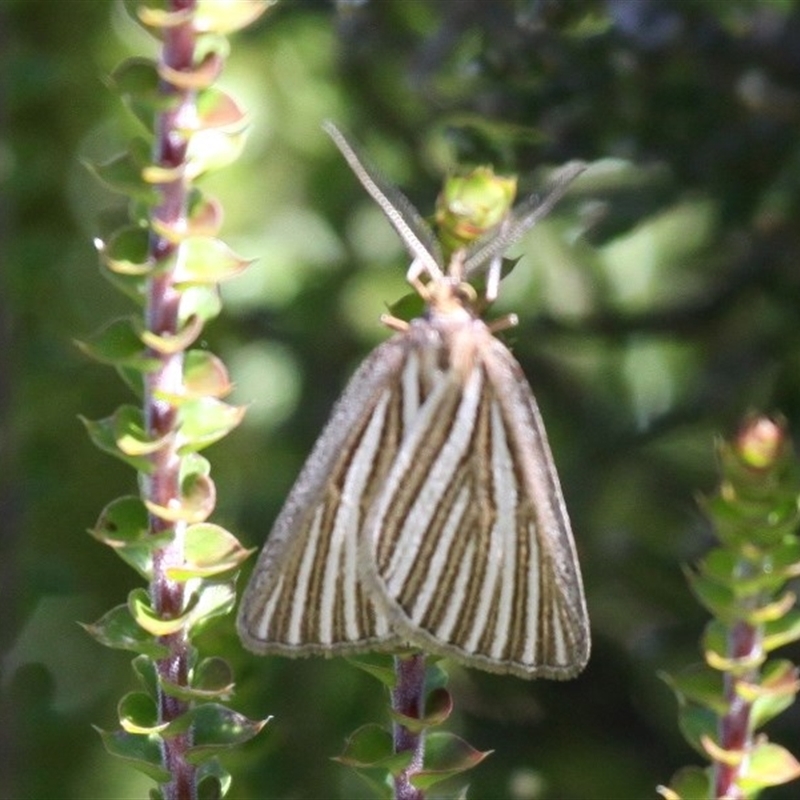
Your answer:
660;416;800;800
79;2;271;797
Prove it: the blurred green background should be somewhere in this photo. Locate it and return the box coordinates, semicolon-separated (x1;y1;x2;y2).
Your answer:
3;0;800;797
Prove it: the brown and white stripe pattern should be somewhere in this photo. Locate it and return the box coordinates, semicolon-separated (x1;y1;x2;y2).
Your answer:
236;124;590;679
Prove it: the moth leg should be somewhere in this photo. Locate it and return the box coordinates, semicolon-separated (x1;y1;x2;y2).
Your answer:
488;313;518;333
381;313;410;332
485;253;503;303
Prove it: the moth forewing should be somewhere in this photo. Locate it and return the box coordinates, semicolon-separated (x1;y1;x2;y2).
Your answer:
236;337;411;656
357;298;589;680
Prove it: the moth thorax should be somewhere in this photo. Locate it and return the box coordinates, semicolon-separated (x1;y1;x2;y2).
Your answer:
425;278;478;322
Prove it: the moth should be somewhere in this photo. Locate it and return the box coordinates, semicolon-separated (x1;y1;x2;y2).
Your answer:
237;122;590;679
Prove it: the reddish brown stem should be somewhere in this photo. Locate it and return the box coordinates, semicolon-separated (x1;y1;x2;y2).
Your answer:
713;619;761;799
392;654;426;800
145;2;198;799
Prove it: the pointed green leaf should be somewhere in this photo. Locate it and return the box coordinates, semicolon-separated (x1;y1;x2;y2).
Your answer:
81;604;168;658
410;731;492;790
174;237;252;285
76;318;159;371
94;727;170;783
89;495;172;579
165;524;254;581
334;724;412;775
659;665;726;714
684;566;736;621
345;654;397;689
176;397;246;453
738;740;800;791
82;405;170;472
85;140;159;203
109;57;172;132
162;704;268;764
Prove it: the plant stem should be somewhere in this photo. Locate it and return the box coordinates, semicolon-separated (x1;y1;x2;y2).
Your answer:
145;2;198;798
714;617;761;799
392;653;427;800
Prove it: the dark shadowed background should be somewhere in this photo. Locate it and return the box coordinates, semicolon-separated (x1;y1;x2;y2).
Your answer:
3;1;800;797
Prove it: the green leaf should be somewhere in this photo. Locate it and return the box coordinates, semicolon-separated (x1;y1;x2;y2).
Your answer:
184;579;238;633
138;314;204;355
76;318;159;371
161;657;235;702
411;731;492;790
129;587;190;637
743;659;800;728
738;740;800;791
110;57;172;133
676;703;718;757
176;397;246;453
81;405;171;472
194;0;274;34
763;610;800;652
118;691;166;734
81;604;168;658
146;472;217;524
162;704;268;764
391;688;453;734
182;350;232;399
89;495;172;579
102;226;154;276
194;88;248;132
657;766;711;800
175;237;252;285
659;665;727;714
334;724;412;775
345;654;397;689
94;727;170;783
132;655;159;699
165;524;254;581
197;759;232;800
85;139;160;203
179;285;222;325
684;567;736;621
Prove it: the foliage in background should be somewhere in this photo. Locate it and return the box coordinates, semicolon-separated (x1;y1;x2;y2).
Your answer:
4;0;800;798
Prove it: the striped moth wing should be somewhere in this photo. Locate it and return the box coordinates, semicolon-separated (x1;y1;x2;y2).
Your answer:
236;337;411;656
357;296;590;679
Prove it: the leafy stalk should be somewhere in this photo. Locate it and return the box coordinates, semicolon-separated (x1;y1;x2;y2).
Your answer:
81;2;272;796
659;416;800;800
